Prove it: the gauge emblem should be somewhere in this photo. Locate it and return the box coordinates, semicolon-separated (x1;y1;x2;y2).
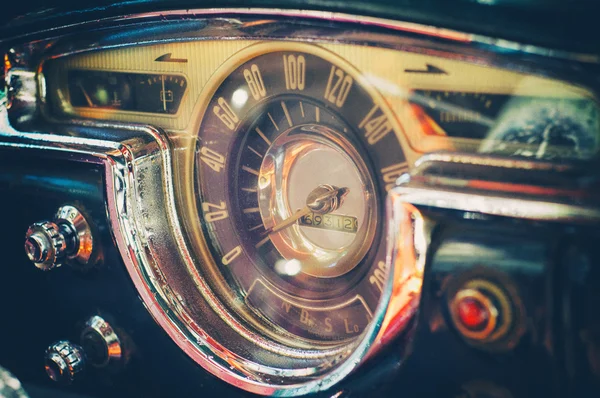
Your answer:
195;43;408;346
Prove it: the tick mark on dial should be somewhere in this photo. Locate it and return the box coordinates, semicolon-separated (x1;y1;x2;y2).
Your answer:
243;207;261;214
247;146;264;158
315;106;320;122
281;101;293;127
299;101;305;118
254;235;271;249
267;112;280;131
248;224;264;232
242;166;260;176
256;127;272;145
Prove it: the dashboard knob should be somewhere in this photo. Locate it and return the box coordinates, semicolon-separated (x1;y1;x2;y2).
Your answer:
24;205;94;270
80;316;123;369
24;222;67;271
44;341;85;384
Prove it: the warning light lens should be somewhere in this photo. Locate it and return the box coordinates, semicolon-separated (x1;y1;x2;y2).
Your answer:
456;295;490;331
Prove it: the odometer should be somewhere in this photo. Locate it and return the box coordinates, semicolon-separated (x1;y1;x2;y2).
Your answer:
195;43;408;346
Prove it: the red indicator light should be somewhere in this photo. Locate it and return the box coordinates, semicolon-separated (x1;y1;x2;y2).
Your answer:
450;282;507;342
456;296;489;331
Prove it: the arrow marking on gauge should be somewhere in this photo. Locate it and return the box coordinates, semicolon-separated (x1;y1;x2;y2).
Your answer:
155;53;188;63
404;64;448;75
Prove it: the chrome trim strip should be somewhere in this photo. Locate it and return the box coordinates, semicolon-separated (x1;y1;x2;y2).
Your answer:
395;153;600;224
414;152;576;173
124;8;599;63
2;7;598;64
391;186;600;224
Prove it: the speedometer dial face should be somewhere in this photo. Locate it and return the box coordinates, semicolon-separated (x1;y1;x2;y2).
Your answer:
195;43;407;346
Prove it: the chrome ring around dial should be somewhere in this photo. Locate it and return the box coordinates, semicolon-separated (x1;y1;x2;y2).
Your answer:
179;41;415;394
258;123;377;279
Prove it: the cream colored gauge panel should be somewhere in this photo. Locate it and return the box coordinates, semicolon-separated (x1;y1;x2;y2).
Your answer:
320;43;598;161
322;44;590;98
46;41;256;132
46;40;599;162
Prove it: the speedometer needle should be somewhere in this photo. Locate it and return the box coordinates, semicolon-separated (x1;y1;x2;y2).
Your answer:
265;184;349;235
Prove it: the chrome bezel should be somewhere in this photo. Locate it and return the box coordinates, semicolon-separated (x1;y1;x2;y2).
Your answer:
55;205;95;267
80;315;123;368
2;9;599;396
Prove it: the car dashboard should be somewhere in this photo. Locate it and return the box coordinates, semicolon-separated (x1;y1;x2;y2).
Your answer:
0;3;599;398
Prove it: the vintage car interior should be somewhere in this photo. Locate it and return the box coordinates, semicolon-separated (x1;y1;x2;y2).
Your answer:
1;1;599;397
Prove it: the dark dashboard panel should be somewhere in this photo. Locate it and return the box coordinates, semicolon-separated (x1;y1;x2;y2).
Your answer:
0;150;251;398
2;0;600;54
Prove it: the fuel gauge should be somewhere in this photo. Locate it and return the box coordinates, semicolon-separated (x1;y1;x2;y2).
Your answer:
67;70;187;115
68;70;134;110
135;74;187;115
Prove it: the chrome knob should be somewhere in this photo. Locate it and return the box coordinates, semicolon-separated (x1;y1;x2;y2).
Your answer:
80;316;123;369
44;341;86;384
24;222;67;271
24;205;94;270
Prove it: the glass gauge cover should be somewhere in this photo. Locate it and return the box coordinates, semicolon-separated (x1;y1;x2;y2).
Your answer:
195;43;408;347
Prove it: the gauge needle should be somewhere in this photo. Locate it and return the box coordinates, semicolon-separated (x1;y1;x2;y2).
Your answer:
536;123;555;159
77;82;95;107
265;185;349;235
161;75;167;112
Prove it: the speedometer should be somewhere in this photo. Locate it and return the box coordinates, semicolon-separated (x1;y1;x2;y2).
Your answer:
195;43;408;346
